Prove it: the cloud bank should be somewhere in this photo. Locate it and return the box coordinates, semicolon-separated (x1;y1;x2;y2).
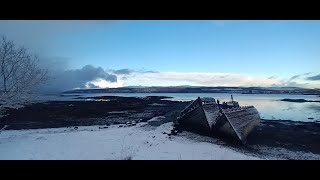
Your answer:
114;71;320;88
39;66;320;94
126;72;281;87
40;65;119;93
111;69;134;75
307;74;320;81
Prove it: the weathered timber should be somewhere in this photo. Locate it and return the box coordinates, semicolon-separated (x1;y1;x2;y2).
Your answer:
177;96;261;144
222;106;261;142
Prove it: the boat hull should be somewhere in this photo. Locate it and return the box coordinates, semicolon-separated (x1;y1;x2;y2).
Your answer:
177;98;261;144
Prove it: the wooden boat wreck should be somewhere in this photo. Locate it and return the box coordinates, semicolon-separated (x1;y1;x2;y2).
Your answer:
176;96;261;144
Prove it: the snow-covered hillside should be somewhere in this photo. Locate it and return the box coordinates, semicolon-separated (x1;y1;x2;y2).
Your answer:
0;121;261;160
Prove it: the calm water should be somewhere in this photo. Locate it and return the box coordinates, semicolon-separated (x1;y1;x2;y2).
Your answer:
58;93;320;122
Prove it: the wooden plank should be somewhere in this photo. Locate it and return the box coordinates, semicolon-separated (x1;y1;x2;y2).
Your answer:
223;106;261;143
221;111;243;142
202;104;220;130
180;97;201;116
178;106;210;133
214;114;239;140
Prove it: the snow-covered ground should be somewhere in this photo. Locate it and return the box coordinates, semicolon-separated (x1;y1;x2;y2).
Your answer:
0;121;261;160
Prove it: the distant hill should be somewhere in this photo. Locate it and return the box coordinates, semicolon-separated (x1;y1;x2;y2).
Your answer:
123;86;146;88
63;86;320;95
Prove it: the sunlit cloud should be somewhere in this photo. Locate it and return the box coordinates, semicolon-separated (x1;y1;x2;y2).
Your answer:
114;71;320;89
122;72;283;87
87;79;125;88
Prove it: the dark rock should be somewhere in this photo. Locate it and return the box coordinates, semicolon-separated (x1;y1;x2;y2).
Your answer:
281;99;320;103
308;118;314;120
103;126;108;128
169;129;178;136
74;127;78;130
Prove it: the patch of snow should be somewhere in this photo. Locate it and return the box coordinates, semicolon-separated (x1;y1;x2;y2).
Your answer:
149;103;166;106
0;122;260;160
146;116;167;127
108;111;129;114
147;116;166;122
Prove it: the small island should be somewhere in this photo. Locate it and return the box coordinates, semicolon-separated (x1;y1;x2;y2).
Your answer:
280;99;320;103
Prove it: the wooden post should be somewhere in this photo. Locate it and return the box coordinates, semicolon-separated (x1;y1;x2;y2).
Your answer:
217;99;222;111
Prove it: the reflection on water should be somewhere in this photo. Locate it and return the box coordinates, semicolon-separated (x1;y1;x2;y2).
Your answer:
60;93;320;122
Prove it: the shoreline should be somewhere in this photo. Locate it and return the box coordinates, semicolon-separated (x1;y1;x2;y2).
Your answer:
0;96;189;130
1;95;320;159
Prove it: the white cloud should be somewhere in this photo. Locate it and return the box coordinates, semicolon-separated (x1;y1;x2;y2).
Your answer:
87;79;125;88
40;65;118;93
122;72;284;87
303;83;320;89
46;68;320;90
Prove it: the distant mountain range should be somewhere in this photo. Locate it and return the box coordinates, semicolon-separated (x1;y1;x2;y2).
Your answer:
63;86;320;95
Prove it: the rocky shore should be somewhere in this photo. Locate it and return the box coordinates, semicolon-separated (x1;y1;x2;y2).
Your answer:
1;95;320;159
0;96;188;130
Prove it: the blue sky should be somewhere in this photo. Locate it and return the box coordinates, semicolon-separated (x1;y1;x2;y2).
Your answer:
1;20;320;90
53;20;320;75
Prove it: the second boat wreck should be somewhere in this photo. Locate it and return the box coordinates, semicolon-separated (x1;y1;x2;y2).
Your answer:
176;95;261;144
